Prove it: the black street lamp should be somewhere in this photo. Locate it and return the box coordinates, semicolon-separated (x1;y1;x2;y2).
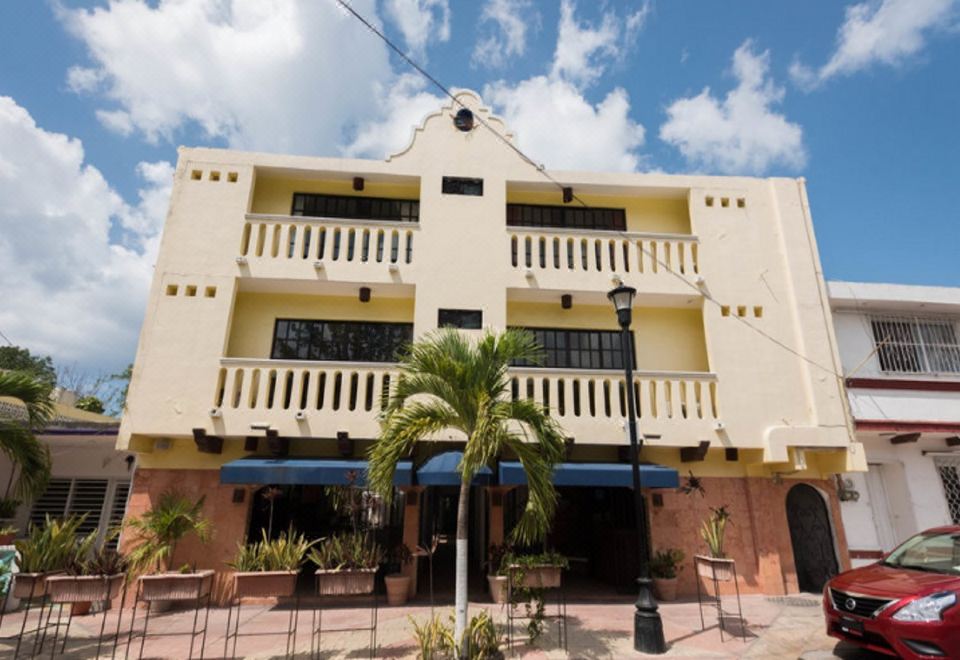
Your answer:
607;284;667;654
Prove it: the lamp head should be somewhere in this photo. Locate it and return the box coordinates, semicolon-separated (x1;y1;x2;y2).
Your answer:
607;285;636;328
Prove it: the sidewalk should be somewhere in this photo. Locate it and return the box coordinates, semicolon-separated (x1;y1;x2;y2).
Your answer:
0;594;867;658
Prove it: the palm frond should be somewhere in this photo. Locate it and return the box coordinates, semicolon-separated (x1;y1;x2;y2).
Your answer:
0;371;54;499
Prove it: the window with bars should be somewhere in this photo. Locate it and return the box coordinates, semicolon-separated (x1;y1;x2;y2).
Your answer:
28;478;130;544
438;309;482;329
271;319;413;363
506;203;626;231
934;456;960;524
511;327;632;370
870;315;960;375
291;193;419;223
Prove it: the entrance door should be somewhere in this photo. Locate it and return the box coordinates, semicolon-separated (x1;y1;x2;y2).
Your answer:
864;465;898;552
786;484;839;592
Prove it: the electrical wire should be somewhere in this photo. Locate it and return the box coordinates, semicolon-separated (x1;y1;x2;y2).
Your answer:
335;0;845;380
0;328;13;346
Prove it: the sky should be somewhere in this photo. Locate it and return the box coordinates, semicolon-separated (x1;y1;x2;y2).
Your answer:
0;0;958;379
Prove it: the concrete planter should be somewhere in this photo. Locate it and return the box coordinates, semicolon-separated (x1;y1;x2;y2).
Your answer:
13;572;56;599
47;574;124;603
384;574;410;605
652;577;678;601
487;575;508;604
233;571;298;599
138;569;215;602
510;565;562;589
315;568;376;596
695;555;735;582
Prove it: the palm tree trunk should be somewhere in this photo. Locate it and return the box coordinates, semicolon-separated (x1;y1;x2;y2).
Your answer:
454;474;471;658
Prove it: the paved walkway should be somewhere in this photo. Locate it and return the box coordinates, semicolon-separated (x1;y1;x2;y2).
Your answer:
0;594;885;658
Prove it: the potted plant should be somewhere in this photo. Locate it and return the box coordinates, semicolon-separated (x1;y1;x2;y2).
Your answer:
696;506;735;582
13;514;87;599
308;531;383;596
649;548;685;601
485;544;510;605
0;498;20;528
125;491;214;603
384;543;413;606
504;551;568;643
228;527;315;599
0;525;16;546
47;541;128;616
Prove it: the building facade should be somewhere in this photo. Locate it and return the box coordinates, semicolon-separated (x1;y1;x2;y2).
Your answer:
830;281;960;568
119;91;863;601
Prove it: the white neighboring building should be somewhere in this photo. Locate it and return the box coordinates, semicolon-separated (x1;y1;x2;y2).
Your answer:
829;281;960;567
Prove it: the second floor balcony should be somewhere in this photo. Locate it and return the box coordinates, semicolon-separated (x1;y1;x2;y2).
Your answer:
211;358;719;445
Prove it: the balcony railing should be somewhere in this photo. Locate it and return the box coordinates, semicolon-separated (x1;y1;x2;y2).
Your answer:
213;359;718;443
240;214;416;265
509;228;699;277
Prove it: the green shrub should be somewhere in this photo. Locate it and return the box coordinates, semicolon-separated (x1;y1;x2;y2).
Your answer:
650;548;685;579
307;531;383;571
15;514;92;573
409;610;504;659
229;527;317;572
700;506;732;558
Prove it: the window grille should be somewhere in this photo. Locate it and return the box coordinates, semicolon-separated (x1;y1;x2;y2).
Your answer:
934;455;960;524
291;193;419;223
507;203;626;232
271;319;413;363
870;315;960;375
511;327;633;370
106;481;131;550
28;478;129;545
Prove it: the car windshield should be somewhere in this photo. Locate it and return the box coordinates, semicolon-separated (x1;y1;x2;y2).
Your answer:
883;531;960;575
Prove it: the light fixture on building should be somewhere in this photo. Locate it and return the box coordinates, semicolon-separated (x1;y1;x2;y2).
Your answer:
353;176;365;191
236;256;247;265
359;286;371;303
524;269;534;279
561;294;573;310
295;410;306;421
611;273;622;286
389;264;399;273
250;422;272;431
337;431;354;457
562;187;573;204
313;261;324;270
453;108;474;132
209;407;222;418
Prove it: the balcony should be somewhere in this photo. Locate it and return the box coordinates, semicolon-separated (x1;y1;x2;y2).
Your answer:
212;359;718;445
237;213;417;282
508;227;700;296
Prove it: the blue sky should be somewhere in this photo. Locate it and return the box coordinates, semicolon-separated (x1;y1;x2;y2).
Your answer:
0;0;958;377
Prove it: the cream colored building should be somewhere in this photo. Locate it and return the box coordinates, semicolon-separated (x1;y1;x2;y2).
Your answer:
120;91;863;599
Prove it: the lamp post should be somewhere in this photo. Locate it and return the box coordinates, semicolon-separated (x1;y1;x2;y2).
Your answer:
607;284;667;654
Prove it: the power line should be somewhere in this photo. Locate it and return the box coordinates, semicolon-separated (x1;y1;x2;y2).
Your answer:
335;0;844;380
0;328;14;346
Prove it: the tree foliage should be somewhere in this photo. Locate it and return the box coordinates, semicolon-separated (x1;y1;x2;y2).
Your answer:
0;346;56;387
0;371;53;499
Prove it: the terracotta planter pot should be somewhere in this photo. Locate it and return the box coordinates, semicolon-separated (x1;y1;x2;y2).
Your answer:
0;532;15;546
509;565;562;589
653;577;678;601
13;572;55;599
70;602;92;616
695;555;735;582
487;575;508;604
384;574;410;606
234;571;298;599
315;568;376;596
47;574;124;603
138;569;215;602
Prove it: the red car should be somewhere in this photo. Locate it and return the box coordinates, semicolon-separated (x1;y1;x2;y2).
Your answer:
823;526;960;658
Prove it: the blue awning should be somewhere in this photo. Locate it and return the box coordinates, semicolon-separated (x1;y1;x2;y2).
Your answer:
498;461;679;489
417;451;493;486
220;458;412;486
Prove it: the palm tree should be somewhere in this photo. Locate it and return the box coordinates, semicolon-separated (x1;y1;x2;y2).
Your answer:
0;370;53;500
125;491;211;573
368;329;565;655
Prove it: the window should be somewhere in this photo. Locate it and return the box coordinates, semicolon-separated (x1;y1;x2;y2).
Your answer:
506;203;626;232
271;319;413;363
935;455;960;525
29;478;130;546
441;177;483;196
438;309;482;329
512;327;631;370
291;193;419;223
870;315;960;374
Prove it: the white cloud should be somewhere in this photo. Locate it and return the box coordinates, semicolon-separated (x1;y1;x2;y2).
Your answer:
341;75;444;159
549;0;650;89
659;40;806;175
790;0;957;88
0;96;169;372
485;76;645;172
384;0;450;59
472;0;536;69
60;0;393;155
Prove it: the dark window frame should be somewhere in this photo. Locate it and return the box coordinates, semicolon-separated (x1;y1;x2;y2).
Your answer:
506;203;626;232
441;177;484;196
271;319;413;363
438;309;483;329
291;193;419;223
511;327;634;370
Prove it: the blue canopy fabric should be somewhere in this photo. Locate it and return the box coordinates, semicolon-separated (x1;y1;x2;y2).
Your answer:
220;458;412;486
416;451;493;486
498;461;679;489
